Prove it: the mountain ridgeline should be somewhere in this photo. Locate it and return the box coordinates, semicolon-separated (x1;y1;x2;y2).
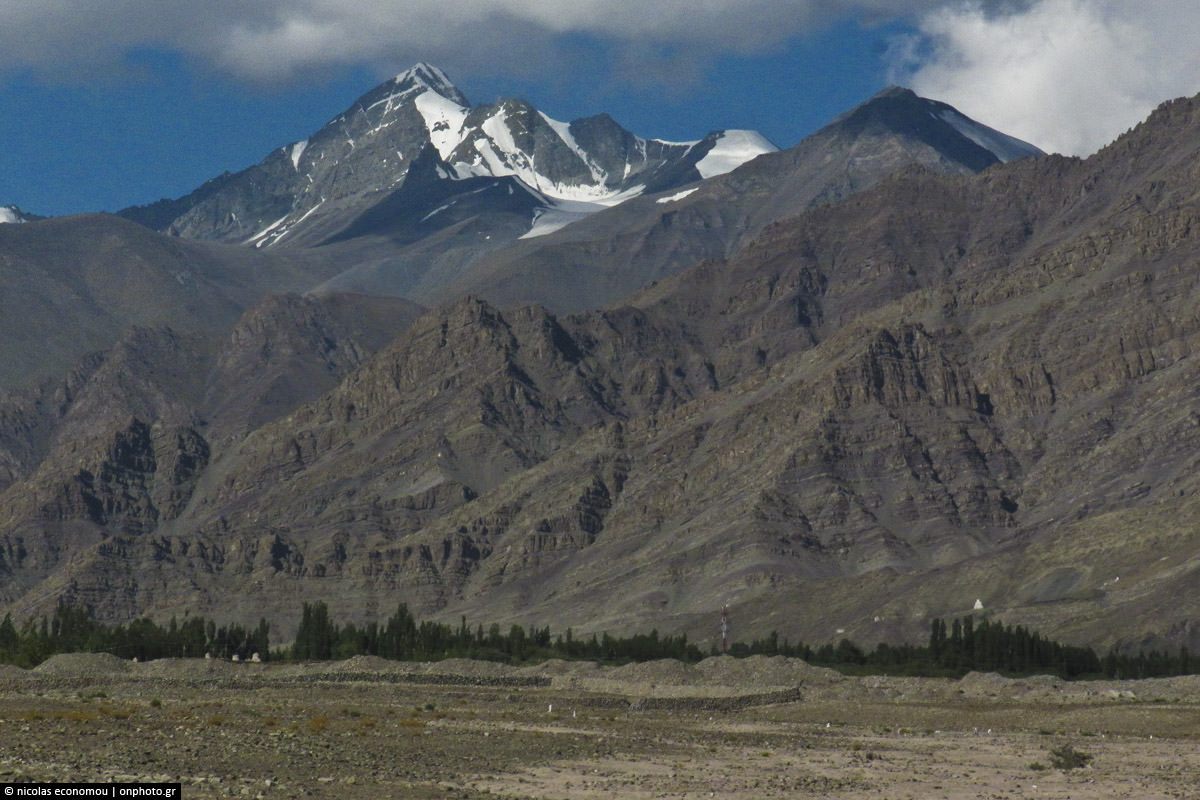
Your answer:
5;67;1199;658
118;63;777;250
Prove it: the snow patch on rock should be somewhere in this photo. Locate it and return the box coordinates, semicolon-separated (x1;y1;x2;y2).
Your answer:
938;110;1044;163
656;187;699;204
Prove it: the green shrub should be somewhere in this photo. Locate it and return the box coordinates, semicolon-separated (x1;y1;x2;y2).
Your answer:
1049;743;1093;770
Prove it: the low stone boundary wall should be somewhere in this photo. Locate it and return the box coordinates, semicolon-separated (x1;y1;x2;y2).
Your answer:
627;687;803;711
301;671;552;688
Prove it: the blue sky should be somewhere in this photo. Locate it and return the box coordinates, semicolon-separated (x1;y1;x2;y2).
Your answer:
2;1;1198;218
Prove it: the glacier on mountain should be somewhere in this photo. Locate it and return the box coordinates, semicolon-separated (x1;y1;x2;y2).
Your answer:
383;64;777;237
695;130;778;178
521;185;647;240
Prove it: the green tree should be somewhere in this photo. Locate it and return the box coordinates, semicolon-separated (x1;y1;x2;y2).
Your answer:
293;602;335;660
0;613;19;655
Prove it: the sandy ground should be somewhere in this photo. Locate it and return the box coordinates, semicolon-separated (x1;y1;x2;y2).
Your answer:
1;654;1199;798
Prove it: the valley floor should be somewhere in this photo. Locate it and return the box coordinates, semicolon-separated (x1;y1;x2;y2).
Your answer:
1;655;1198;798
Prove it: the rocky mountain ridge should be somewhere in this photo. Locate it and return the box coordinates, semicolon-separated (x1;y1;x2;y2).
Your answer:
118;63;777;250
0;81;1044;397
0;213;351;389
115;74;1039;317
2;92;1199;656
407;86;1047;312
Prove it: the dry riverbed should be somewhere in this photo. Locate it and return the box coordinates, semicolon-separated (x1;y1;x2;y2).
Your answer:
2;654;1199;798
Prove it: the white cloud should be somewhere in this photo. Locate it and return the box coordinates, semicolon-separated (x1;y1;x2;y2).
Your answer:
891;0;1200;155
4;0;1195;158
0;1;941;84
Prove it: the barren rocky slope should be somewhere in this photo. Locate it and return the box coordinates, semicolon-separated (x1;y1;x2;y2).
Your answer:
0;214;346;389
2;94;1200;655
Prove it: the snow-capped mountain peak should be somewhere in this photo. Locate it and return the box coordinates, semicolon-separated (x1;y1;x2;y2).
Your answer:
0;205;38;224
829;86;1044;169
392;62;468;106
121;63;778;248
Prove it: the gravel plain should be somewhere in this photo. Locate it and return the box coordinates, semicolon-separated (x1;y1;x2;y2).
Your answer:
2;654;1199;798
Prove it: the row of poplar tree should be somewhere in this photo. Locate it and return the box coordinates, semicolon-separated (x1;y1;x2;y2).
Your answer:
0;603;270;667
1;601;1194;681
290;601;703;663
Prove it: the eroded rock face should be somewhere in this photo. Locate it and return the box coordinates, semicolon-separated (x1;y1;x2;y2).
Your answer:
4;95;1200;653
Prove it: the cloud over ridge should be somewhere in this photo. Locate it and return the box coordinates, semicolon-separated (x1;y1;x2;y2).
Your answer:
1;1;1197;158
891;0;1200;155
0;1;936;81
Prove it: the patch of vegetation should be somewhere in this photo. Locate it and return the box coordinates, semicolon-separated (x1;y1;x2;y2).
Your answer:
1049;743;1093;770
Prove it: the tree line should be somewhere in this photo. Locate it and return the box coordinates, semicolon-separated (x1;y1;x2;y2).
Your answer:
0;601;1195;682
735;616;1194;680
0;602;269;667
290;601;703;664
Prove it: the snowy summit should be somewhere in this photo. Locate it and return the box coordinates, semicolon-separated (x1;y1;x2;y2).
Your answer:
126;63;778;248
0;205;30;224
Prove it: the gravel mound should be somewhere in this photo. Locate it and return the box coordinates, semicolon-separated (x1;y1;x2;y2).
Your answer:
0;663;31;681
414;658;517;678
606;659;696;685
131;656;252;679
516;659;602;678
326;655;412;673
34;652;132;676
957;671;1073;701
952;671;1200;704
517;655;847;699
1123;674;1200;701
692;655;845;688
